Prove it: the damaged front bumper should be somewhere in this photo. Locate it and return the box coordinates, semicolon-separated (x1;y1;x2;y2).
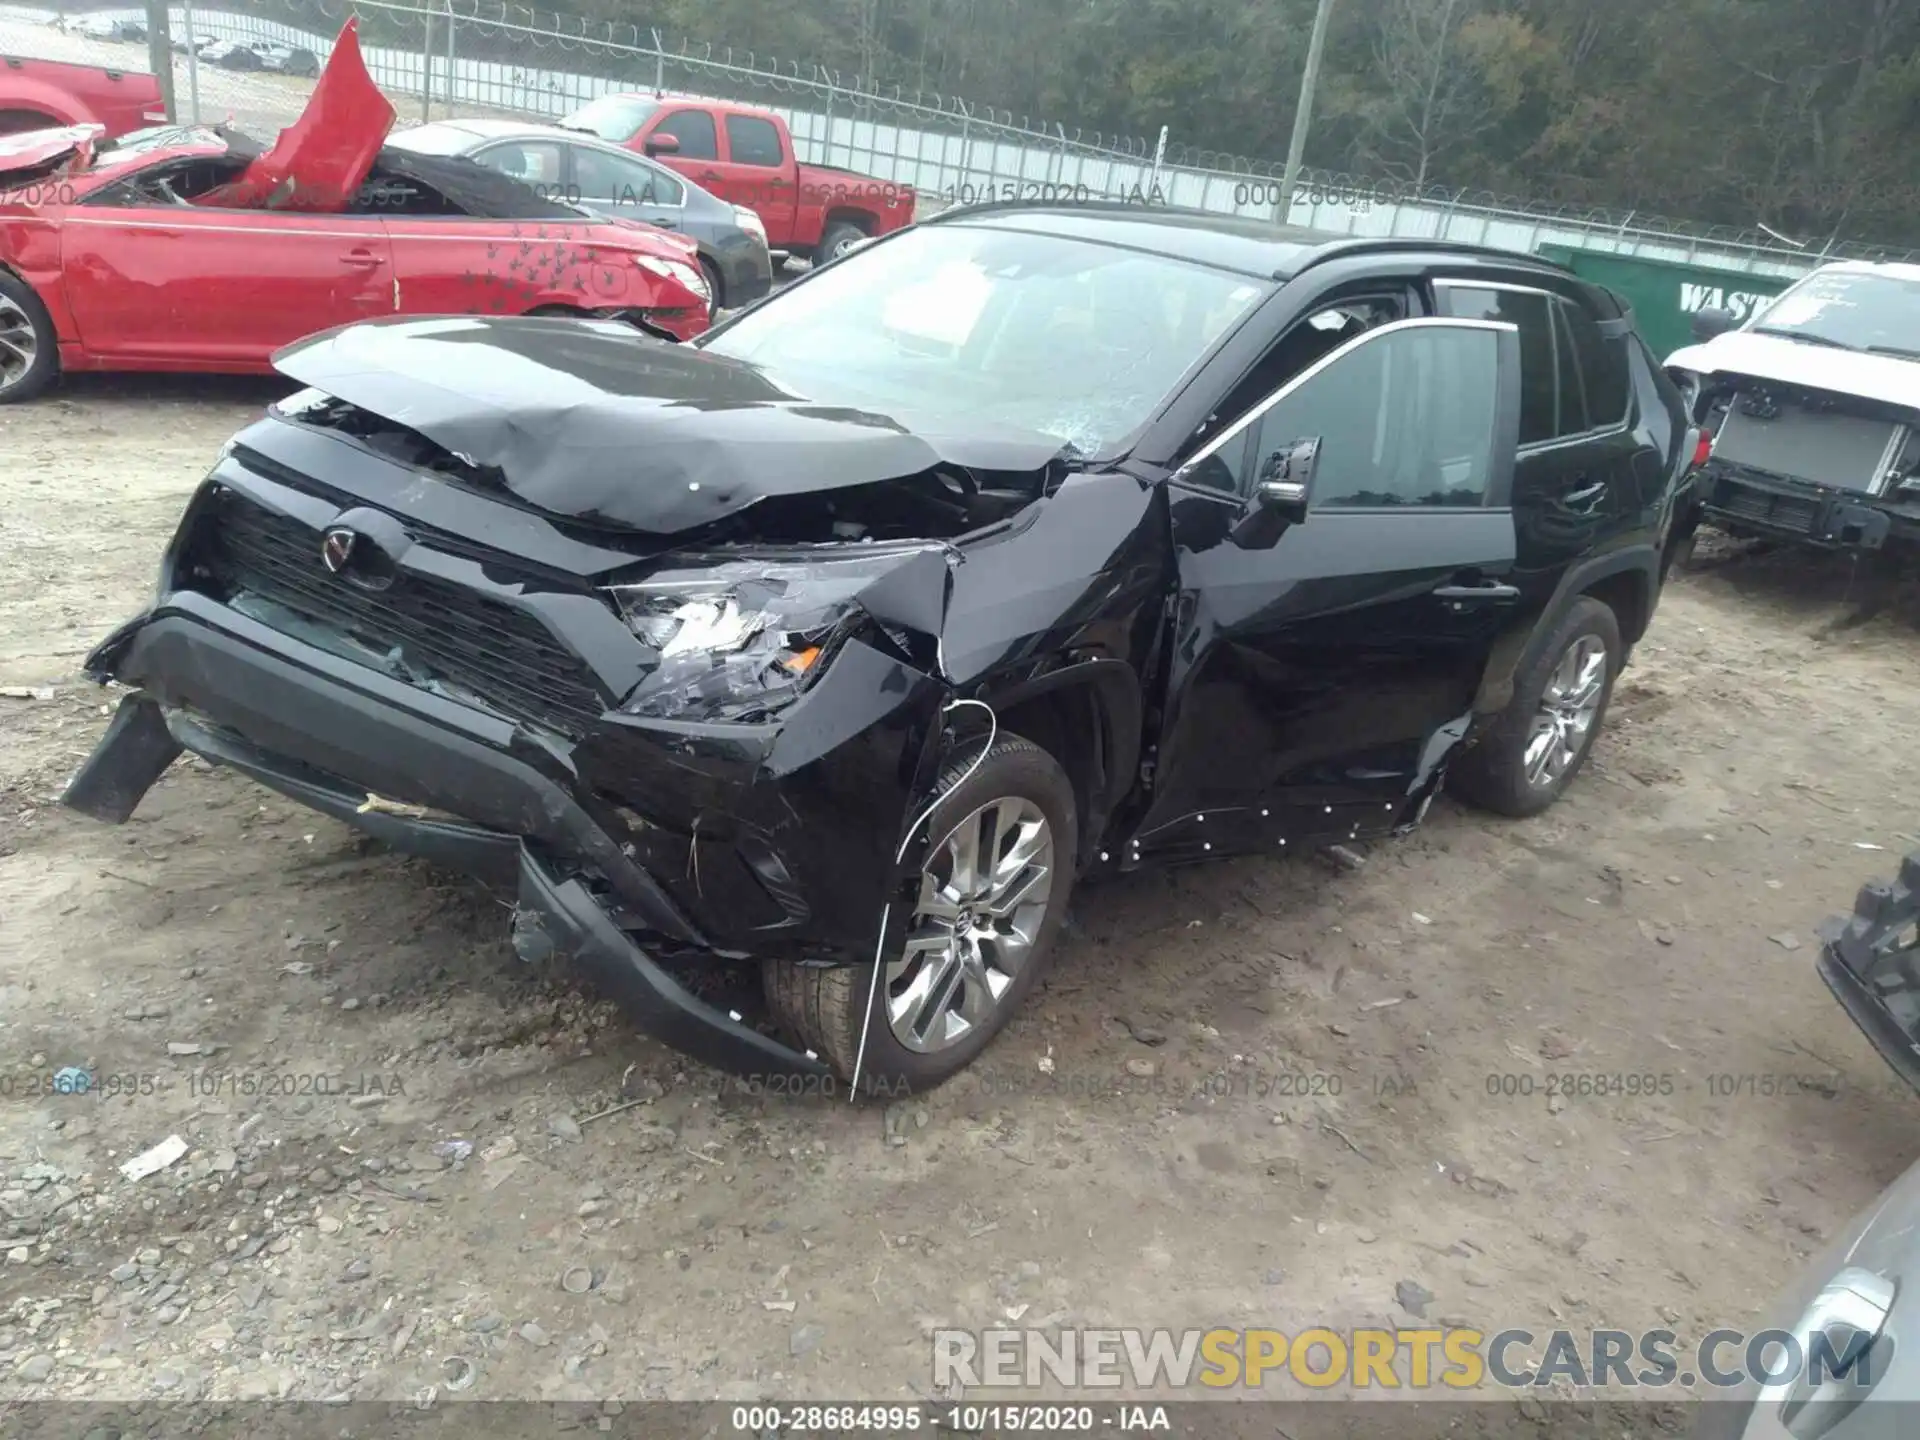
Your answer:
64;525;952;1079
1816;851;1920;1094
72;689;826;1078
1696;462;1920;551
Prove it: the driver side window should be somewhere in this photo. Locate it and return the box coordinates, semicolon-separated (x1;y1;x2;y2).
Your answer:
1243;325;1500;508
1182;293;1409;488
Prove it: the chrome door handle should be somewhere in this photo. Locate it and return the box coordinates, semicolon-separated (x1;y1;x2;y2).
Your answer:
1432;582;1521;604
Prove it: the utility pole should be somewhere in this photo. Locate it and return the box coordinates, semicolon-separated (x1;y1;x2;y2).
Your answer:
143;0;176;122
1276;0;1336;226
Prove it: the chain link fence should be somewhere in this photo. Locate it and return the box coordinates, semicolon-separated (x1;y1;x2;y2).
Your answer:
4;0;1911;278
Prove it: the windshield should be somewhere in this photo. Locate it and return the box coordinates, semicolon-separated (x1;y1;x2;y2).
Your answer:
698;224;1271;455
564;95;660;144
100;126;225;157
1749;269;1920;357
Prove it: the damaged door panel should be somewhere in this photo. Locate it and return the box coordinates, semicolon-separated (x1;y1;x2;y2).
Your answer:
61;214;1688;1091
1136;318;1525;863
61;207;395;361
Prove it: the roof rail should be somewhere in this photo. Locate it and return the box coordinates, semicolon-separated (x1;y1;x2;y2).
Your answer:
1287;236;1578;275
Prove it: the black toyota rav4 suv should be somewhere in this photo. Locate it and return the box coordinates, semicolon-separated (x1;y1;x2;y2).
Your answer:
66;203;1701;1093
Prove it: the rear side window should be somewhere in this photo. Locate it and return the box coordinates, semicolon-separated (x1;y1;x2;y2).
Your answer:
725;115;784;167
474;140;564;191
1439;284;1557;446
1559;300;1631;427
1553;309;1587;434
652;108;718;161
572;146;683;205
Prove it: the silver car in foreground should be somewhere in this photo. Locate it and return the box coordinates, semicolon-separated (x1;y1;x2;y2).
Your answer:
1695;1147;1918;1438
1698;861;1920;1439
386;118;774;313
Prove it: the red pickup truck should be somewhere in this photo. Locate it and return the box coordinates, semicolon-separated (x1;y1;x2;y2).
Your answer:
1;55;166;139
562;92;913;264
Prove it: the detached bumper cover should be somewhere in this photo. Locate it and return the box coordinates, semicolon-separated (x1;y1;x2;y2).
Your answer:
60;589;951;1080
1816;851;1920;1094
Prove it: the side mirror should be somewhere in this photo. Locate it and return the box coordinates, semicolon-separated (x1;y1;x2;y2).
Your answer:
1691;306;1739;342
1231;436;1319;549
643;133;681;158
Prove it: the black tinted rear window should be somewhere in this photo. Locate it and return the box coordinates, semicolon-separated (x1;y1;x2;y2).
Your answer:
1561;300;1631;426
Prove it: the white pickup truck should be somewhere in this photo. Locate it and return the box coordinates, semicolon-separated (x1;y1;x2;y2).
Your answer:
1667;260;1920;554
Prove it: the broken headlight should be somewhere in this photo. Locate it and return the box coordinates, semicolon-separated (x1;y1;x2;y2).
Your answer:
605;549;935;722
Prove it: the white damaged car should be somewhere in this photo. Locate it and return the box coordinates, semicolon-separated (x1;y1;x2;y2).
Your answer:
1668;261;1920;555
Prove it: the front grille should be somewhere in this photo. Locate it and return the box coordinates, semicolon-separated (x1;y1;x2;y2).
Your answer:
195;488;607;737
1712;480;1820;534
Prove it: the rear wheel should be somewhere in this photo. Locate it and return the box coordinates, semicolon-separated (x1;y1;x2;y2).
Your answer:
0;109;59;138
0;271;58;404
763;734;1077;1094
1448;597;1620;818
698;256;723;316
813;220;869;266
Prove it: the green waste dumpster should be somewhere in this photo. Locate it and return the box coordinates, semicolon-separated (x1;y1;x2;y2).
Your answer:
1534;245;1802;361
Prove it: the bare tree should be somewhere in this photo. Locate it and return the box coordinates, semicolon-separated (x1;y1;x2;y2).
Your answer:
1356;0;1495;187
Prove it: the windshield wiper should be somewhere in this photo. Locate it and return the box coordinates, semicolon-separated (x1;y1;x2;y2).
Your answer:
1866;344;1920;361
1750;327;1861;351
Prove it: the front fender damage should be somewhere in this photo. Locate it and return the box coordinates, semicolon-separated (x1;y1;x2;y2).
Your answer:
583;540;971;969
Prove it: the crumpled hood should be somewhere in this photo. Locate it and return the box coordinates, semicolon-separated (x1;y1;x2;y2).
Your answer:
271;314;1076;535
1668;329;1920;416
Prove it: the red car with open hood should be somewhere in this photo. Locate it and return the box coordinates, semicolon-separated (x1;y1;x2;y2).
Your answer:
0;20;710;403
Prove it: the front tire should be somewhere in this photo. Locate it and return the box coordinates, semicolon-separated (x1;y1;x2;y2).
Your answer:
1448;597;1621;818
0;271;59;404
764;734;1077;1094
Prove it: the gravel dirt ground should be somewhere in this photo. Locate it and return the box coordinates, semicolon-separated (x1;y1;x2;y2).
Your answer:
4;381;1920;1418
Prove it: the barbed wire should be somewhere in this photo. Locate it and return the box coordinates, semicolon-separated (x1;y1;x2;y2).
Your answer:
26;0;1916;262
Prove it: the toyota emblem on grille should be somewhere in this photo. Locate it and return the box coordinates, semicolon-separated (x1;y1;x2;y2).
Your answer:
321;527;358;573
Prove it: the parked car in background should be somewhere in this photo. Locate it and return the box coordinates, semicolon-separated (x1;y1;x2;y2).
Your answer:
0;54;166;139
255;42;321;77
388;118;773;312
1667;261;1920;555
62;208;1699;1091
0;21;709;403
561;91;913;265
200;40;265;71
71;16;145;43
